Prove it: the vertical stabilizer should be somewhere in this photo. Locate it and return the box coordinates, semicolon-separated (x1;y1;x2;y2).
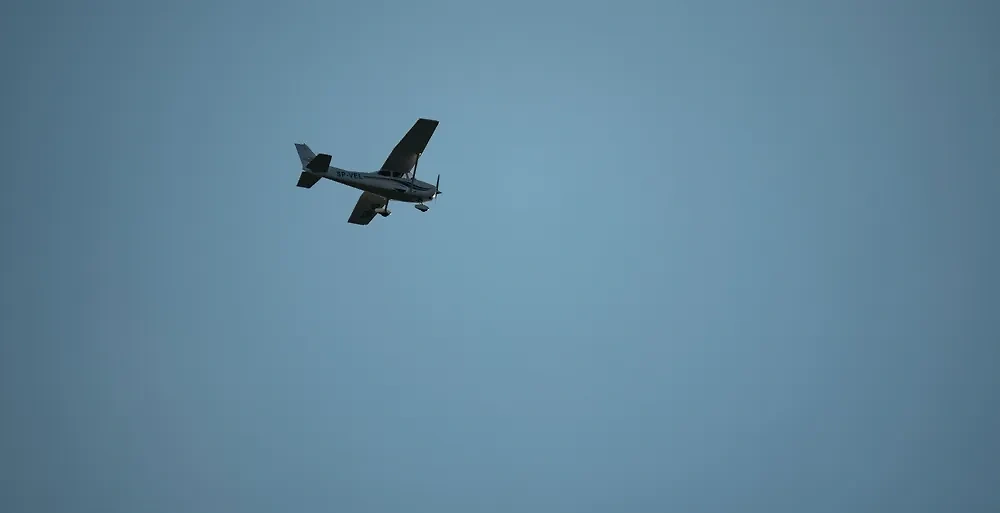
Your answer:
295;143;316;169
294;143;322;188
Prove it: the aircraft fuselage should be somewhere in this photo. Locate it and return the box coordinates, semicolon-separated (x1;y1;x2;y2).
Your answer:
317;167;437;203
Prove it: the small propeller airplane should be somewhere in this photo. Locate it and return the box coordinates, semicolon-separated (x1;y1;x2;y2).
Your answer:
293;118;442;225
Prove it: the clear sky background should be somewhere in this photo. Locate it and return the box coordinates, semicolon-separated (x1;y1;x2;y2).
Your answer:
2;0;998;511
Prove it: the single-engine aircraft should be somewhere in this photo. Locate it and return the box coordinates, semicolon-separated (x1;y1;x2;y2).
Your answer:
293;118;441;225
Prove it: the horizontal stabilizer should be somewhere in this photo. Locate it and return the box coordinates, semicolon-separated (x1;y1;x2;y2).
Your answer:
296;172;321;188
306;153;332;173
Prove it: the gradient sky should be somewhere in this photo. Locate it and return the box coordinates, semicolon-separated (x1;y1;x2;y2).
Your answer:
2;1;998;512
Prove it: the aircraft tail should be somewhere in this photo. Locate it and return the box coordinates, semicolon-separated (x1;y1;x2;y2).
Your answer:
295;143;316;169
294;143;331;189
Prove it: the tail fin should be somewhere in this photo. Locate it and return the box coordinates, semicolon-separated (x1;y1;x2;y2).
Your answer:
294;143;327;189
295;143;316;169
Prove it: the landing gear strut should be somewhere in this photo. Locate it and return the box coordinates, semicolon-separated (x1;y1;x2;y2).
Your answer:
412;152;429;212
376;200;391;217
415;173;440;213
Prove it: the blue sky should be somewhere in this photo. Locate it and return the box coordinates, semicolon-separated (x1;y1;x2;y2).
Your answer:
2;1;998;511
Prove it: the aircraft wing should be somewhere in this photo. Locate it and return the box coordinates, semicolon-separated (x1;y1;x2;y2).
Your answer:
378;118;439;177
347;191;388;225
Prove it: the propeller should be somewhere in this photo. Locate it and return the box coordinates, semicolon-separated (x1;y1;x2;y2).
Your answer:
432;174;441;200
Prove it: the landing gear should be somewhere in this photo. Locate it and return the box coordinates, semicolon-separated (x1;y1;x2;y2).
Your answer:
412;155;431;213
376;200;391;217
414;174;440;213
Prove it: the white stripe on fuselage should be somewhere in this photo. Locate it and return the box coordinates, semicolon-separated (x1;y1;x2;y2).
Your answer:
320;167;434;203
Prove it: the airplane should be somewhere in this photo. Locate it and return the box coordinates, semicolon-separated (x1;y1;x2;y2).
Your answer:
293;118;442;225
